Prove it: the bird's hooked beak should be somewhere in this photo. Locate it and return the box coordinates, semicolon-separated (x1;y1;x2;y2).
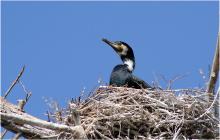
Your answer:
102;38;135;71
102;38;123;53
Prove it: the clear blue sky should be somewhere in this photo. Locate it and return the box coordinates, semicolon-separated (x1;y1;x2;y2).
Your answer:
2;1;219;122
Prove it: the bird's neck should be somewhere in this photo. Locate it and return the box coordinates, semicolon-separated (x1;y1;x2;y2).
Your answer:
123;59;135;72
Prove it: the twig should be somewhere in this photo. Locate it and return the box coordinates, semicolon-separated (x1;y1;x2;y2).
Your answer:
0;112;87;138
0;129;8;139
70;108;81;125
167;73;189;90
46;111;51;122
15;92;32;137
41;133;60;139
12;132;22;140
206;33;219;96
195;91;219;120
17;99;26;111
18;80;29;94
93;126;111;140
152;72;161;88
118;121;122;138
25;92;32;102
17;92;32;111
3;66;25;99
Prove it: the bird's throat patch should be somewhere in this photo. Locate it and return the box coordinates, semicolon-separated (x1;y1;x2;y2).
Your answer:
124;59;134;72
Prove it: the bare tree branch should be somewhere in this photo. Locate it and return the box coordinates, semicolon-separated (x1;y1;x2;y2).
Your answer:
3;66;25;99
0;129;8;139
0;97;87;139
12;132;22;140
206;33;219;95
205;33;219;119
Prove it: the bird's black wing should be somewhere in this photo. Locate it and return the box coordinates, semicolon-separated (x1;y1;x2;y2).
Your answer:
127;75;153;89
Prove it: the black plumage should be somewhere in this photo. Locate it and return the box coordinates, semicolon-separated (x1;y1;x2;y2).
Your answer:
110;65;152;89
102;38;152;89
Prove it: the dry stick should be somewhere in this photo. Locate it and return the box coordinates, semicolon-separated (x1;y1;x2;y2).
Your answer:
0;129;8;139
12;132;22;140
23;92;32;107
1;66;25;139
195;91;220;120
46;111;51;122
41;133;60;139
70;108;81;125
13;93;32;139
25;92;32;103
206;33;219;118
0;112;87;139
206;34;219;97
93;126;111;140
167;73;189;90
17;93;32;112
3;66;25;99
1;93;87;138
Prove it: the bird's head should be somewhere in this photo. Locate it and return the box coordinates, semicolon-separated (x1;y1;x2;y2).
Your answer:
102;38;135;72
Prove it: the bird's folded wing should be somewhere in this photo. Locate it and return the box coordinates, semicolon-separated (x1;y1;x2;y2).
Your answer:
129;75;152;89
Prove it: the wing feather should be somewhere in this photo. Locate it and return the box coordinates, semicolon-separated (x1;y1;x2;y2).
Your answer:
127;75;152;89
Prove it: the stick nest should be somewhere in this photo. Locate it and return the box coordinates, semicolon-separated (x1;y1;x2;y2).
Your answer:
50;86;219;139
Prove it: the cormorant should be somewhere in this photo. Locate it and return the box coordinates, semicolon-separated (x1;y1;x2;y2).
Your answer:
102;38;152;89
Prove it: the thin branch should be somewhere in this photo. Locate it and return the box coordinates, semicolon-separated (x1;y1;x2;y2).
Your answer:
46;111;51;122
195;91;219;120
24;92;32;105
167;73;189;90
1;112;81;133
41;133;60;139
17;99;26;111
18;80;29;94
1;96;87;139
3;66;25;99
14;93;32;138
1;107;87;139
0;129;8;139
93;126;111;140
12;132;22;140
206;33;219;95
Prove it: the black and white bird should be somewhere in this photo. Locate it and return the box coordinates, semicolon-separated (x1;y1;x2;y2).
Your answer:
102;38;152;89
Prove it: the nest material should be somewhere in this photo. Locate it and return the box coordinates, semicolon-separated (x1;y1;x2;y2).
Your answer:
52;86;219;139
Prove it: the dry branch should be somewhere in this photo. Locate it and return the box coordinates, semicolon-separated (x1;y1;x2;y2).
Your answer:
12;133;22;140
3;66;25;99
0;129;7;139
206;33;219;95
0;97;87;139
